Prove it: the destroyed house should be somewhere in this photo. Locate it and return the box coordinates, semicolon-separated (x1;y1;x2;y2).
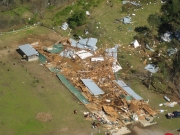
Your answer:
18;44;39;61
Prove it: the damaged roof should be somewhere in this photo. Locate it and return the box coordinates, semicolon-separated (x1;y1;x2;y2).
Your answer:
70;38;98;51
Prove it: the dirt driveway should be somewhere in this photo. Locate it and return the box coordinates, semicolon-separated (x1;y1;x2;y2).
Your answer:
127;124;179;135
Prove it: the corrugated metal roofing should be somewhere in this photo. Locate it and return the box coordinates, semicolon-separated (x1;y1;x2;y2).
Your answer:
81;79;104;96
76;43;85;49
114;80;143;100
144;64;159;73
122;16;131;24
70;38;98;51
70;38;77;47
76;50;93;59
105;45;118;59
87;38;97;47
18;44;38;56
78;38;88;45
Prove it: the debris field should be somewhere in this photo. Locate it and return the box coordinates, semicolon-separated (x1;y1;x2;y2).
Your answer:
34;37;158;134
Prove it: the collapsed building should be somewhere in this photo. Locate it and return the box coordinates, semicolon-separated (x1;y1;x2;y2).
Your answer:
33;37;158;134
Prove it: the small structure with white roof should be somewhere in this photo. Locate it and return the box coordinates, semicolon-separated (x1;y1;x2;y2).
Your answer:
18;44;39;62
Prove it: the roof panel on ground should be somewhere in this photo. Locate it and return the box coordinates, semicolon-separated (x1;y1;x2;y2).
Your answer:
114;80;143;100
81;79;104;96
105;45;118;59
144;64;159;73
70;38;77;47
77;43;86;49
78;38;88;45
76;50;93;59
87;38;97;47
19;44;38;56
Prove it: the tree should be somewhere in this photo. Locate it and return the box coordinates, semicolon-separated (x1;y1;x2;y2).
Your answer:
148;14;161;29
161;0;180;30
67;9;86;29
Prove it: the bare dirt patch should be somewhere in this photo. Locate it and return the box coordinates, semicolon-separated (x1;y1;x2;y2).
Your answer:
36;112;52;122
127;125;165;135
19;32;61;47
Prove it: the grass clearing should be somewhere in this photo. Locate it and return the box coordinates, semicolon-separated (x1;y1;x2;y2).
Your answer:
0;52;103;135
83;1;162;46
0;27;104;135
0;26;58;49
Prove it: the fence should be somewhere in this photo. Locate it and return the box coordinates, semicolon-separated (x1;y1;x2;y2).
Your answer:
0;25;37;35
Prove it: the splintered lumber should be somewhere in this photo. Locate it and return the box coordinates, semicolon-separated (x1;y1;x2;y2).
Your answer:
102;106;119;117
142;104;157;116
129;102;139;112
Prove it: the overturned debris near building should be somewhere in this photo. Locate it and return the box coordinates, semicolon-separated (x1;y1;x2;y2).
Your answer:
33;37;158;134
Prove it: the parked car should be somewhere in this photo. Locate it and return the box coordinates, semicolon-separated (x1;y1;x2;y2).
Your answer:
166;111;180;119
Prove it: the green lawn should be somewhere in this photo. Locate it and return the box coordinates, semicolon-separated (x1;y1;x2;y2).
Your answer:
0;47;103;135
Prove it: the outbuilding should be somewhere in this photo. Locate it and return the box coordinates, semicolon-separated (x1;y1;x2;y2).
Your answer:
18;44;39;61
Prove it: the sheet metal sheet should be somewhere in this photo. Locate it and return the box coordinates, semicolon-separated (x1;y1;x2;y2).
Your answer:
114;80;143;100
144;64;159;73
81;79;104;96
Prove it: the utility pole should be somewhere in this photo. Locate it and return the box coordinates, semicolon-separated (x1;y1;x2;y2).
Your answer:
148;71;152;89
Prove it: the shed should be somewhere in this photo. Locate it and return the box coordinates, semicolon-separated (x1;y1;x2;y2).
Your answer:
18;44;39;61
81;79;104;96
114;80;143;100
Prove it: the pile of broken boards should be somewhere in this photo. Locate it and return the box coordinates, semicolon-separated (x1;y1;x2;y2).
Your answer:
34;37;158;134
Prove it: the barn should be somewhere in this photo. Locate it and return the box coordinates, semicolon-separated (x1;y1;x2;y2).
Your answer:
18;44;39;62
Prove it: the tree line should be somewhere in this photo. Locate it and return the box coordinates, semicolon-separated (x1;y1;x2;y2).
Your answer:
134;0;180;97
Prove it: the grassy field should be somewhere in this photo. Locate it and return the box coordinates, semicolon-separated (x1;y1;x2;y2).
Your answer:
0;28;104;135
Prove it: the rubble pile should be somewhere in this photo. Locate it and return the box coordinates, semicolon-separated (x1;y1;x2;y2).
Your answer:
34;37;158;134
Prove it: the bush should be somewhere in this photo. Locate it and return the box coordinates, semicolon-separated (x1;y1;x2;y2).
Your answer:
68;9;86;29
28;15;37;25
